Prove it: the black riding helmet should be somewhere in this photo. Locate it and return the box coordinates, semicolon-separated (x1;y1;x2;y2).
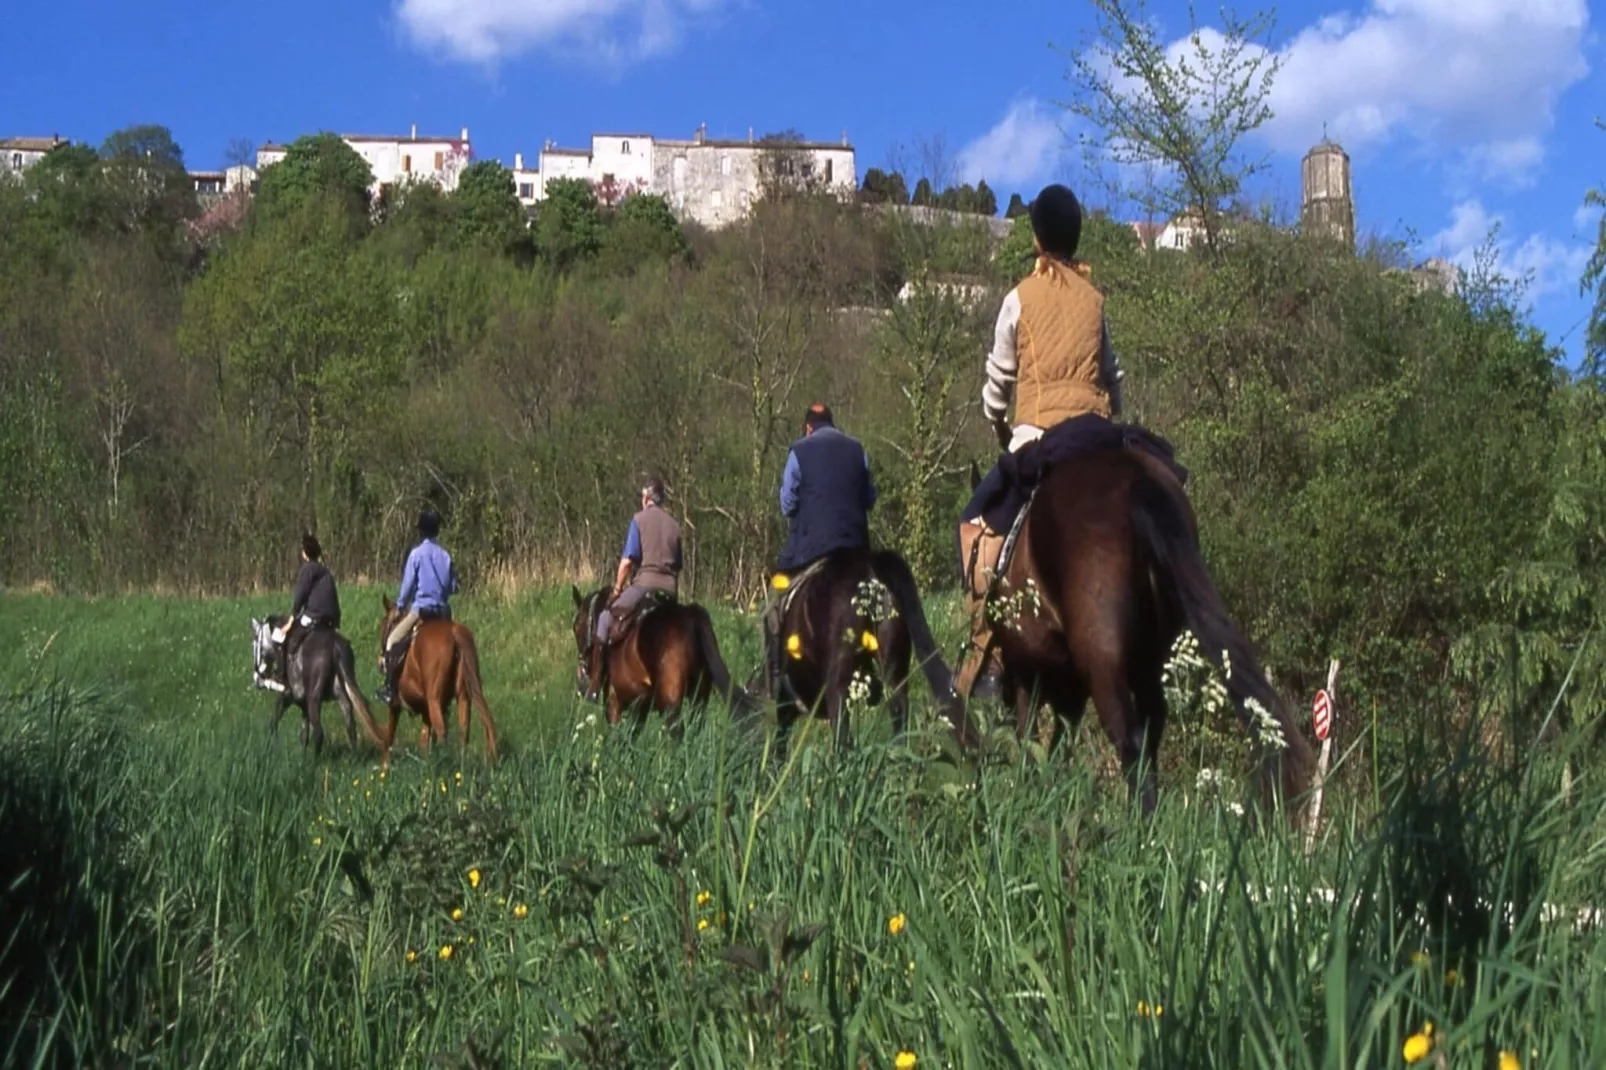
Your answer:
418;509;441;539
1029;183;1083;261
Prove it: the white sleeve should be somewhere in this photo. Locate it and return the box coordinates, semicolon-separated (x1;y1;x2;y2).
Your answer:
982;288;1021;423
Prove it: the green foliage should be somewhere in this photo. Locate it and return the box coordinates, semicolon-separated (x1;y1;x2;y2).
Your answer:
453;160;527;255
1582;120;1606;378
859;167;910;206
256;132;374;226
598;192;690;274
2;593;1604;1067
535;177;604;271
1005;192;1029;218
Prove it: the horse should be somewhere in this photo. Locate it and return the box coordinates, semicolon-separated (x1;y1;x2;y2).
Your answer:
375;595;499;770
969;445;1313;817
250;615;384;755
767;547;977;754
571;587;761;736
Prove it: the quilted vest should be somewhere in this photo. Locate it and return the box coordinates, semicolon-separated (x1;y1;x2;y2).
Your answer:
1012;261;1112;428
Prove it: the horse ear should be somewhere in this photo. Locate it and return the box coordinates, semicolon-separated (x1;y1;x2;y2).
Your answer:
250;617;259;632
571;585;582;608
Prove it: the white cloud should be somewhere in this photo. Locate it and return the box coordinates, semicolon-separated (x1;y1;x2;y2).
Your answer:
1260;0;1590;172
1429;199;1591;301
1576;202;1605;234
955;99;1066;189
397;0;723;65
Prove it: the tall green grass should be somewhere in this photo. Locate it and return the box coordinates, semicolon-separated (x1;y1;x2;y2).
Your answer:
1;590;1602;1067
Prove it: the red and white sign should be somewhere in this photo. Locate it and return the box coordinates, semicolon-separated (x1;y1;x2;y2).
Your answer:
1312;689;1332;741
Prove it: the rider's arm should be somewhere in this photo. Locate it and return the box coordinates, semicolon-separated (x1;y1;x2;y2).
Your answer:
396;548;419;611
982;288;1022;424
1100;317;1125;417
779;451;801;518
615;520;641;594
289;563;313;618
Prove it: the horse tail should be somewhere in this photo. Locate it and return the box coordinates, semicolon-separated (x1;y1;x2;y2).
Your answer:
335;638;386;747
1130;475;1313;807
453;625;499;761
871;549;979;750
691;607;764;726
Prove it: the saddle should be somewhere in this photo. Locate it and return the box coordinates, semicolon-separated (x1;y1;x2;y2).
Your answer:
607;589;675;648
766;556;830;622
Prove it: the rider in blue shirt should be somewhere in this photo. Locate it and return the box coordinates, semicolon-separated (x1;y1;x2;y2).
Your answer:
376;509;458;706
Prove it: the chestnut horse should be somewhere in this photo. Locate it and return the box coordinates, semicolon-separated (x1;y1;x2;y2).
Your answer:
767;548;977;754
973;446;1312;816
375;595;499;769
571;587;759;736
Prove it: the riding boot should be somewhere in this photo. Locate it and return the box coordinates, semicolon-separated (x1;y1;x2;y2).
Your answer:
762;602;783;700
375;644;404;706
954;520;1006;701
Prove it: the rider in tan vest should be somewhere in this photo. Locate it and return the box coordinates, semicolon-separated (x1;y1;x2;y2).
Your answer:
596;475;682;647
953;183;1124;700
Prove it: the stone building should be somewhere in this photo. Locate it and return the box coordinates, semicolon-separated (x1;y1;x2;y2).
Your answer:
1;135;67;177
1301;136;1356;249
254;125;474;195
510;126;857;229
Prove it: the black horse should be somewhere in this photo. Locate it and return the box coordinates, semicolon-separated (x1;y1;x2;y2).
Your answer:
764;548;977;754
251;616;383;755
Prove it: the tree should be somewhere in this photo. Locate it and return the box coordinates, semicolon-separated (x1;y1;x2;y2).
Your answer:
98;125;197;240
1058;0;1281;252
1005;192;1029;218
256;133;374;226
859;168;911;206
974;179;999;217
453;160;525;253
1582;119;1606;378
534;177;603;271
599;192;689;275
911;178;935;207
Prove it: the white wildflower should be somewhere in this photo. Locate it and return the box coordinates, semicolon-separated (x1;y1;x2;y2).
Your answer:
1245;698;1287;751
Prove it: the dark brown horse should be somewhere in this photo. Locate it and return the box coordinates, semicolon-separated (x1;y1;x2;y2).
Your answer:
571;587;759;735
376;596;499;770
769;548;976;753
977;447;1312;815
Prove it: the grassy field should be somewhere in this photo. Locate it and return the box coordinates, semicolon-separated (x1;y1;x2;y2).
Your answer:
1;589;1603;1068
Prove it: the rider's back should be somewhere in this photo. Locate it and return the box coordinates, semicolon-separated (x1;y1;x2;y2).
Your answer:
1009;263;1113;430
779;427;875;571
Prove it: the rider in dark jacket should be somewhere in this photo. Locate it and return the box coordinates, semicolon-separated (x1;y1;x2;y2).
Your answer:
271;533;342;663
764;403;877;693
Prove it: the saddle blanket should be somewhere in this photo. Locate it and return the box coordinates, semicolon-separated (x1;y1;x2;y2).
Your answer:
979;414;1188;535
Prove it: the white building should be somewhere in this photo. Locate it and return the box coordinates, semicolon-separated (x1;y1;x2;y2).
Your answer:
2;135;67;177
510;127;857;229
256;125;473;195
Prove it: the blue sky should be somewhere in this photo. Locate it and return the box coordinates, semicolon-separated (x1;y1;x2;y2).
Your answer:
2;0;1601;361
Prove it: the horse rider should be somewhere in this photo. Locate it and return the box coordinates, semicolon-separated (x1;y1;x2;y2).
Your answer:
596;474;683;650
375;508;459;706
952;183;1126;701
270;532;342;664
762;402;878;693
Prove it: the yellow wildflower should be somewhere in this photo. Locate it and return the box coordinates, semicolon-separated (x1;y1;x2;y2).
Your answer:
438;944;454;960
1137;1001;1151;1018
621;914;631;923
454;770;462;782
771;573;791;591
698;918;710;931
895;1052;917;1070
1444;968;1458;986
451;907;464;922
513;903;529;919
860;630;879;652
786;634;803;659
312;837;322;848
468;869;481;889
1410;950;1430;967
1499;1052;1521;1070
405;950;417;963
888;912;907;936
802;970;812;983
1403;1028;1433;1064
696;889;712;907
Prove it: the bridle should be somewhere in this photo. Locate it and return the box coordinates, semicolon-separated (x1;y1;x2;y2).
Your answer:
575;589;605;700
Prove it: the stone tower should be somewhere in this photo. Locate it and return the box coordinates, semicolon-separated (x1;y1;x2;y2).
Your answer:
1301;135;1355;250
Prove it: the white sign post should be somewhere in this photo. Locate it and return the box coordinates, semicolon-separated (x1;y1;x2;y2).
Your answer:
1304;659;1339;851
